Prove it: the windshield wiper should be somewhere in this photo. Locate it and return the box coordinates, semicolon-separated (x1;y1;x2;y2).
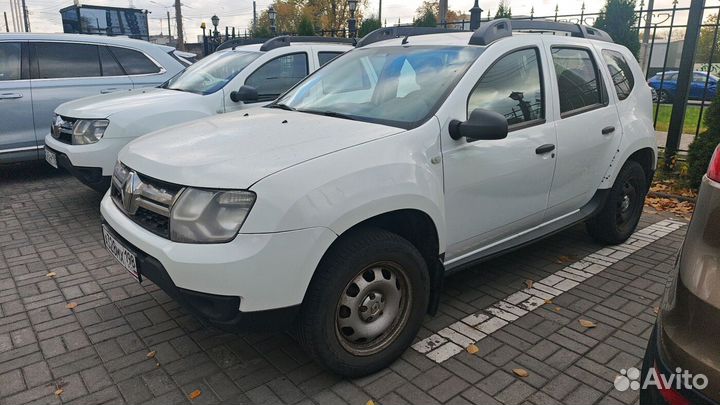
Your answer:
299;109;356;121
266;103;296;111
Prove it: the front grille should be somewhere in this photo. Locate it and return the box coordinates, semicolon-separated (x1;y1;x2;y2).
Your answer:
111;164;183;239
51;116;76;144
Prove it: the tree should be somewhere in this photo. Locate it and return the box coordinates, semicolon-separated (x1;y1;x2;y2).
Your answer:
594;0;640;58
297;14;315;35
696;14;720;66
495;1;512;19
414;8;437;27
359;16;381;37
687;91;720;187
250;0;369;36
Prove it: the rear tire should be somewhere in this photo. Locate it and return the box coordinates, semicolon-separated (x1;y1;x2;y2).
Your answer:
586;160;647;245
297;228;429;377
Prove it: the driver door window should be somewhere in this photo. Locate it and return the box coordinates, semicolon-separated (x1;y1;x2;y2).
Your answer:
467;48;544;129
246;53;308;102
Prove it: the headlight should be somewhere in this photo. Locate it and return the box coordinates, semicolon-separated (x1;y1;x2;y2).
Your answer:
170;188;256;243
73;119;109;145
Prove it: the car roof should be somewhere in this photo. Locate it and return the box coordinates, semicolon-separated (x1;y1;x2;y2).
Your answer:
0;33;174;51
229;42;353;52
360;29;613;49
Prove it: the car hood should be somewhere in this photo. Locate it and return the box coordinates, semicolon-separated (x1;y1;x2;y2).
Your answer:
55;88;202;119
119;108;404;188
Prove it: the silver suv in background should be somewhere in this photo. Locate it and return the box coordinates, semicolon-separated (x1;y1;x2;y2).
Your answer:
0;33;190;163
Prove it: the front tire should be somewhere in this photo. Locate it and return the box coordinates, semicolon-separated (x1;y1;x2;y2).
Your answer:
586;160;648;245
297;228;429;377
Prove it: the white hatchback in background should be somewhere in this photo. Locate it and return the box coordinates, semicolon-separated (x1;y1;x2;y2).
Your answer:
44;36;353;191
101;21;657;377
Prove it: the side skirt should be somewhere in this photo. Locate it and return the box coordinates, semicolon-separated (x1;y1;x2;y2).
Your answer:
442;189;610;275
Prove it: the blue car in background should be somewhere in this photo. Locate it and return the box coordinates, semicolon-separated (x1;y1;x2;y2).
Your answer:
648;71;718;103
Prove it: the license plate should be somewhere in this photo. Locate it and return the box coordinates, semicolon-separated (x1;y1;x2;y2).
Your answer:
102;225;140;281
45;148;57;169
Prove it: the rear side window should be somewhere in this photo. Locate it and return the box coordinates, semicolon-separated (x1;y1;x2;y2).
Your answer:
108;47;161;75
602;50;634;100
245;53;308;101
0;43;21;81
468;47;544;127
34;43;101;79
99;46;125;76
551;47;604;115
318;52;342;67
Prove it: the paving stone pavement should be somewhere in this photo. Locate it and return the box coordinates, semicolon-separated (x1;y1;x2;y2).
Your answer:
0;162;688;405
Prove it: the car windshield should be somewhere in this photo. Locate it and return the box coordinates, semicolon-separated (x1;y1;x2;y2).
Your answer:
274;46;483;129
164;50;261;95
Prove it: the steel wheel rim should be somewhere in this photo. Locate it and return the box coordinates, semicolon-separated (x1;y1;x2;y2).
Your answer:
617;180;639;226
335;261;412;356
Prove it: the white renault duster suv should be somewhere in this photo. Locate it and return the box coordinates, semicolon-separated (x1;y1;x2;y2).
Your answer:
100;21;657;376
44;36;352;192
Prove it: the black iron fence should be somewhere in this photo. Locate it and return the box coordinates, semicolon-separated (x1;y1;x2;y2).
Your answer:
205;2;719;156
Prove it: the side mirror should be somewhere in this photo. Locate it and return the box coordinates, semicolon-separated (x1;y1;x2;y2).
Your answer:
230;85;259;103
449;108;508;142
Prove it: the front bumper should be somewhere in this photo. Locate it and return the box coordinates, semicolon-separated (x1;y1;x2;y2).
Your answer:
100;191;336;322
44;133;130;178
45;145;109;192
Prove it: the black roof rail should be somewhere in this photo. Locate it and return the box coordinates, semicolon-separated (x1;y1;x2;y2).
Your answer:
216;38;266;51
468;18;614;46
259;35;356;52
356;26;462;47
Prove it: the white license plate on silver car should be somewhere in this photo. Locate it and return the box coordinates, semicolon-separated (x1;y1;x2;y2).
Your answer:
45;148;57;168
102;225;139;281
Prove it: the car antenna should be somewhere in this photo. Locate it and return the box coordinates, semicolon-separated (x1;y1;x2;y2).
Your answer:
401;35;409;45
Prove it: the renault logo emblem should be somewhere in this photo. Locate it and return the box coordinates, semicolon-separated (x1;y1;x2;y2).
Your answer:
121;171;143;215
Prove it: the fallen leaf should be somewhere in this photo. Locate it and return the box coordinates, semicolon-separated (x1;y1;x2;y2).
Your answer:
46;272;57;278
188;389;201;400
146;351;157;359
654;307;660;314
54;388;64;397
513;368;529;377
554;307;561;312
525;280;534;289
544;299;553;305
66;302;77;310
466;344;479;354
579;319;597;328
555;255;577;264
367;401;376;405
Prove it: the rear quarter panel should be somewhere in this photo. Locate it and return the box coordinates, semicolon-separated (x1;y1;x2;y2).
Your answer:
592;42;657;188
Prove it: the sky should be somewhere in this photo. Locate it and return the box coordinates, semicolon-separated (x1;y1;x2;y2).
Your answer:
0;0;697;42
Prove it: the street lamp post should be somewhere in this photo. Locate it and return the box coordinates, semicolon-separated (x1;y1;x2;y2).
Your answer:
268;6;277;35
347;0;358;38
469;0;483;30
211;14;220;50
201;21;208;55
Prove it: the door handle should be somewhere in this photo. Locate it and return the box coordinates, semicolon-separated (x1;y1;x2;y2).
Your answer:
535;144;556;154
602;126;616;135
0;93;23;100
100;88;119;94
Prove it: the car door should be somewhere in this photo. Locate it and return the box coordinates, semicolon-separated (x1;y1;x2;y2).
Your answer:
691;73;713;100
543;41;623;218
29;41;133;142
442;45;558;261
243;52;310;104
0;41;37;162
